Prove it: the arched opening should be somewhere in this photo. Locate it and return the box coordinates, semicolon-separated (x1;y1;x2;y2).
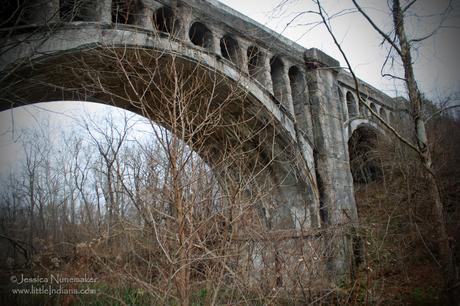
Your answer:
379;108;387;121
189;22;213;48
0;0;34;33
153;6;179;34
346;91;357;118
220;34;240;65
0;45;319;300
60;0;85;22
370;103;377;114
289;66;308;130
112;0;136;25
270;56;288;108
389;112;396;124
348;126;381;184
247;46;265;84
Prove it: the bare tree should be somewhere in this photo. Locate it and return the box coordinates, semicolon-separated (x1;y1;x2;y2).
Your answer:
304;0;459;302
79;111;135;246
0;2;333;304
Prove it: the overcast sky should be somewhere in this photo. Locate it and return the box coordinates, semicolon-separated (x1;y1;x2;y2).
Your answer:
1;0;459;177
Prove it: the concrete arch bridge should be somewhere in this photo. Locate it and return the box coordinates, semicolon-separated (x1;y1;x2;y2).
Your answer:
0;0;408;280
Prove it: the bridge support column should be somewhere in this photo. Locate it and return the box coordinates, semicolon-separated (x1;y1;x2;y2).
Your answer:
95;0;112;24
300;69;315;143
212;31;222;56
133;3;154;30
239;43;250;75
177;7;193;42
262;53;274;94
281;63;295;116
305;48;358;280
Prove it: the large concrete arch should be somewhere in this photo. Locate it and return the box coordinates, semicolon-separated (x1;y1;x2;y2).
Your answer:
0;0;412;279
0;27;321;230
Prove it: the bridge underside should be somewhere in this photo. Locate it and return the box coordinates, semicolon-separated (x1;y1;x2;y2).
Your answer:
0;44;319;232
0;0;399;281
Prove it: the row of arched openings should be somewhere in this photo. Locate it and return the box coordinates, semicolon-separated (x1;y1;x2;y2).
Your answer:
186;26;308;114
55;2;308;117
57;1;180;33
148;7;308;116
344;90;395;123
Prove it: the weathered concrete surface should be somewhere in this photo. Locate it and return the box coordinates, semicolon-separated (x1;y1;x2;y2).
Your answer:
0;0;407;280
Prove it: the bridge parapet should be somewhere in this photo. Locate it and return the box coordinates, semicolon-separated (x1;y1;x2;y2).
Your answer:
1;0;324;229
2;0;409;142
1;0;309;121
1;1;408;117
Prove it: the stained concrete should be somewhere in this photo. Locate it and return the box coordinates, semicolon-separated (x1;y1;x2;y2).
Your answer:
0;0;407;279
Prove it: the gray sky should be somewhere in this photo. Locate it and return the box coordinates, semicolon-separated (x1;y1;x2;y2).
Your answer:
1;0;459;177
0;102;153;178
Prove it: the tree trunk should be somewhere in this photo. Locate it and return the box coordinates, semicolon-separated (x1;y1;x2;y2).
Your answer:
392;0;459;303
28;173;35;256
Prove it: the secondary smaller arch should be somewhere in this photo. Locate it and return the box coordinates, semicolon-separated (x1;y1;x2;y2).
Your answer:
348;125;382;184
